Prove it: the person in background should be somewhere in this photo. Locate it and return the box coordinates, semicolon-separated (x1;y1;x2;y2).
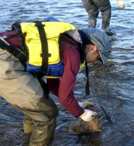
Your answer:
0;18;110;146
81;0;111;32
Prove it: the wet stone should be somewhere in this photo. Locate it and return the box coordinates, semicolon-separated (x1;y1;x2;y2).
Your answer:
72;105;101;134
72;115;100;134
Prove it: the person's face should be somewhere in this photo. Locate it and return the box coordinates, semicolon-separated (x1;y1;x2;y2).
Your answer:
85;44;101;63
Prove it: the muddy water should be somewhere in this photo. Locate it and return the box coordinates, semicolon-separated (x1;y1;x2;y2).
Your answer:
0;0;134;146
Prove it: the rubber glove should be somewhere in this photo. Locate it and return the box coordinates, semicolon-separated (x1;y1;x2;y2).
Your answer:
80;109;97;122
78;101;95;109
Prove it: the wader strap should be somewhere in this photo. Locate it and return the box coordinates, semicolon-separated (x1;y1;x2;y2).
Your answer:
2;33;19;39
0;36;27;64
35;21;49;72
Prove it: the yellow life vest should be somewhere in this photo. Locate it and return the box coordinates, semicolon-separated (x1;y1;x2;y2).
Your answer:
14;21;85;79
20;21;76;66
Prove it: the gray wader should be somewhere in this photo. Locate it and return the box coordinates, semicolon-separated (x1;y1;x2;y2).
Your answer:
0;48;58;146
82;0;111;30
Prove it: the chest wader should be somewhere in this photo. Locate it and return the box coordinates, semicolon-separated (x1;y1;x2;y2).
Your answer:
0;26;58;146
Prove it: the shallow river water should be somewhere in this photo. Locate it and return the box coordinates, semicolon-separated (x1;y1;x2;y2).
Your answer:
0;0;134;146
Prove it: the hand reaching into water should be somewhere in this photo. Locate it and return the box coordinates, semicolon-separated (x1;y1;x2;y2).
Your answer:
80;109;97;122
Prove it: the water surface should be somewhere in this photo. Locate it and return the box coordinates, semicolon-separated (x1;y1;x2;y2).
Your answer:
0;0;134;146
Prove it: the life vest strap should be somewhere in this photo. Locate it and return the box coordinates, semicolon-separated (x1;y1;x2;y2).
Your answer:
34;21;49;72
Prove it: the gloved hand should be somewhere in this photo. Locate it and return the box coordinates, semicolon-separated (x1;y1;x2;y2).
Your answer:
80;109;97;122
78;101;95;109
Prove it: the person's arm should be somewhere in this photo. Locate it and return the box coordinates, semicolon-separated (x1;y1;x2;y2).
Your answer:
47;37;97;121
58;43;84;117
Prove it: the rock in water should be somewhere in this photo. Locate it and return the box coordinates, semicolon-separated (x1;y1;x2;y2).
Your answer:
72;114;100;134
87;114;100;133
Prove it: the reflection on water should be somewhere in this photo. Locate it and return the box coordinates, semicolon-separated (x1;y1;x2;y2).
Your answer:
0;0;134;146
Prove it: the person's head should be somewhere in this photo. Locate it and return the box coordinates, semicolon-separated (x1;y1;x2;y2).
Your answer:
85;44;100;63
79;28;110;64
